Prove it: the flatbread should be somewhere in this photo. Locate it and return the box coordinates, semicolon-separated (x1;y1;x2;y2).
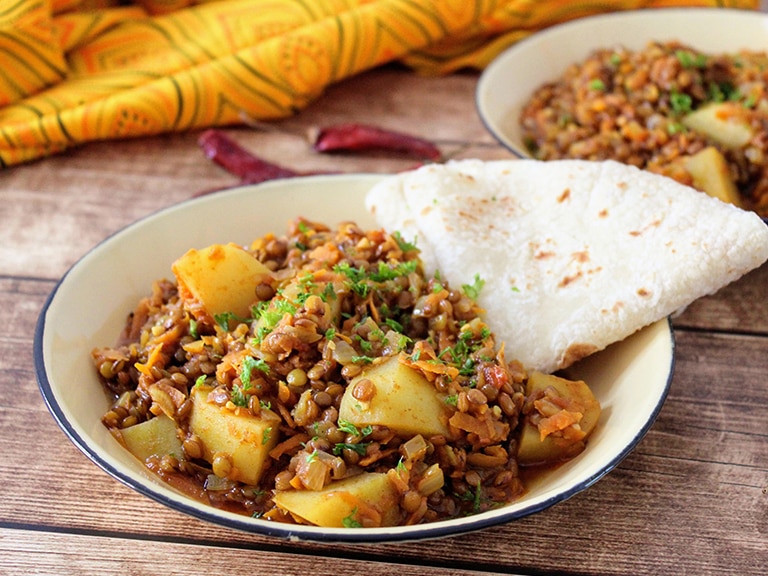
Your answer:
366;159;768;374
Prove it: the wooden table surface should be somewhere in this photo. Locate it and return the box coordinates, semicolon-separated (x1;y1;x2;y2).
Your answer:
1;65;766;576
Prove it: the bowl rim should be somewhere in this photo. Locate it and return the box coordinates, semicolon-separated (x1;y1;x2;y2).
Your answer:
34;175;676;543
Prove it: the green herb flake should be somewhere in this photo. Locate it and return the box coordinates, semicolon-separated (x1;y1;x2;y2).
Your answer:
188;318;198;339
241;355;269;387
337;419;360;435
462;274;485;300
214;311;242;331
262;427;272;445
231;384;248;408
342;508;362;528
588;78;605;91
667;121;686;135
321;282;337;302
675;49;707;69
392;231;418;252
670;91;692;114
333;442;369;456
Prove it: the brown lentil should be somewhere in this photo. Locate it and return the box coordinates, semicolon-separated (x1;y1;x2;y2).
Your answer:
520;40;768;217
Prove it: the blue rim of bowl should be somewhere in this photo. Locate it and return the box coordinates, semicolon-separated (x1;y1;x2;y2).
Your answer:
475;7;768;226
33;178;677;543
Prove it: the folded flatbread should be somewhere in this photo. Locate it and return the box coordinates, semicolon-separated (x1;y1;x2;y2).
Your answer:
366;159;768;373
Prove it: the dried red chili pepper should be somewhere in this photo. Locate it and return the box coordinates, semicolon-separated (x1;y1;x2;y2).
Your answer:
312;123;442;161
198;129;299;184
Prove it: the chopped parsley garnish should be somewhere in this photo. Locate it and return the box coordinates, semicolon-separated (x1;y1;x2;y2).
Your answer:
670;91;692;114
214;311;251;330
708;81;738;103
462;274;485;300
231;383;249;408
355;336;373;352
321;282;337;301
588;78;605;91
392;231;418;252
667;121;686;135
241;355;269;387
457;480;484;513
334;260;419;297
342;508;362;528
337;420;372;437
333;442;369;456
188;318;198;339
675;49;707;69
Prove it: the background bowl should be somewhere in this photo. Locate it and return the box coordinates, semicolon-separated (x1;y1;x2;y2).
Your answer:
35;175;674;542
476;7;768;158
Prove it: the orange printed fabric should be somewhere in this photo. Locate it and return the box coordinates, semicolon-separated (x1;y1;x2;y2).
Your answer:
0;0;67;107
0;0;760;167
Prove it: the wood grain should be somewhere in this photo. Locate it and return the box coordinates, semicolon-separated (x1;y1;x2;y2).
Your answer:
1;67;767;576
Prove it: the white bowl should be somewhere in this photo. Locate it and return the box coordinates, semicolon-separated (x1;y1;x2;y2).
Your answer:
35;175;674;542
476;7;768;158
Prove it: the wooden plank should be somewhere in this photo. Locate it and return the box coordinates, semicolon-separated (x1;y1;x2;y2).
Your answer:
673;261;768;334
0;527;516;576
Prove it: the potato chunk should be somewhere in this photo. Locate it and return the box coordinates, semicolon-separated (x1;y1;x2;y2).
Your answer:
682;102;754;149
517;371;601;466
189;386;280;485
338;354;451;437
172;243;273;319
684;146;743;208
119;414;183;463
273;472;401;527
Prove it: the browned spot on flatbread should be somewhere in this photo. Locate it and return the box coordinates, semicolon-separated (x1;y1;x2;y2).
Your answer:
458;209;479;223
598;208;609;218
572;250;589;263
637;288;651;297
559;271;583;287
600;301;625;314
558;251;591;286
617;181;629;190
559;342;599;370
557;188;571;203
535;250;555;260
629;218;662;236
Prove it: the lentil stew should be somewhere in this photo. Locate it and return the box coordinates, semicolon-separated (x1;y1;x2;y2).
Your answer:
92;219;600;528
520;41;768;217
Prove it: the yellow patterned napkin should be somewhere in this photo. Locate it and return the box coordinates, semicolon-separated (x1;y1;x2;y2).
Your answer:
0;0;758;167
